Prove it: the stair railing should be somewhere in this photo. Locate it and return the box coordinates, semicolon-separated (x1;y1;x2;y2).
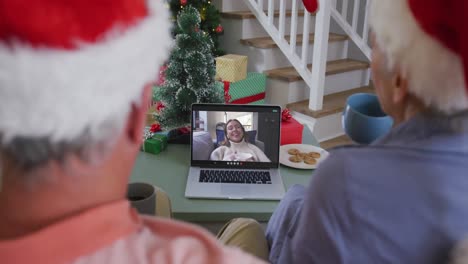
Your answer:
242;0;371;111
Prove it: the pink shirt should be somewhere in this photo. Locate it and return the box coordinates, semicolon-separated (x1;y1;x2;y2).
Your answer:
0;201;266;264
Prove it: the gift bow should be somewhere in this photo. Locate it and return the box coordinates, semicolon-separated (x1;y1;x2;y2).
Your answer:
282;109;292;122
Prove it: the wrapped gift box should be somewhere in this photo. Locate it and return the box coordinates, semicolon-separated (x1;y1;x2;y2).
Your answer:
215;54;248;82
141;133;168;155
220;72;266;105
280;117;303;145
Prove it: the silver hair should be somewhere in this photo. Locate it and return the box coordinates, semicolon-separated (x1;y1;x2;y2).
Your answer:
0;116;124;180
369;0;468;114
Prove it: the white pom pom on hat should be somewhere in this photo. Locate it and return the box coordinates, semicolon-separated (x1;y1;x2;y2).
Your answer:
0;0;172;144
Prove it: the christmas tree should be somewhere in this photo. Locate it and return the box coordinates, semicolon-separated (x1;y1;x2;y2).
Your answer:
154;6;224;129
169;0;224;56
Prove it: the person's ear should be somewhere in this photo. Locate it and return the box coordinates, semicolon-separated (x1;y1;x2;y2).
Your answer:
125;84;152;145
391;72;409;105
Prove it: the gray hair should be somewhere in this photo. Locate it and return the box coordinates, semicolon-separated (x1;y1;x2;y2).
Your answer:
369;0;468;114
0;116;124;181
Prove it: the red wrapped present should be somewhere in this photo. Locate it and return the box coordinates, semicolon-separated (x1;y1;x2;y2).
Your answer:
280;116;303;145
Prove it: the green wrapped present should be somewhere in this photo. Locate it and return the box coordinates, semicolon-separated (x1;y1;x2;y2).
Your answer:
218;72;266;104
141;133;168;155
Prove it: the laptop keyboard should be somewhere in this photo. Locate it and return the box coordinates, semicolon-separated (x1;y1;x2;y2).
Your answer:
199;170;272;184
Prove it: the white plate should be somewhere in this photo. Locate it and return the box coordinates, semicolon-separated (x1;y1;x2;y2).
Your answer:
279;144;329;169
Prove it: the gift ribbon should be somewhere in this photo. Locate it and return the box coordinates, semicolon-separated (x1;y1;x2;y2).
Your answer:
231;92;266;104
223;81;232;103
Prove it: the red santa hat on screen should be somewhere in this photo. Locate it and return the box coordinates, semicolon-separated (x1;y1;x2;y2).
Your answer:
0;0;172;144
369;0;468;114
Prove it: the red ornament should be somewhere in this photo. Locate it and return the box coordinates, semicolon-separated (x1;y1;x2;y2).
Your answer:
178;126;191;134
281;109;292;122
156;101;165;111
150;123;161;133
180;0;187;6
156;64;167;86
215;24;223;33
302;0;318;13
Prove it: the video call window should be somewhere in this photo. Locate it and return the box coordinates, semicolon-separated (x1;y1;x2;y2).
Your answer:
192;110;280;163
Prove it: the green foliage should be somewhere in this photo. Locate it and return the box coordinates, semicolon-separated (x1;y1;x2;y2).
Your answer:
169;0;224;56
154;6;224;129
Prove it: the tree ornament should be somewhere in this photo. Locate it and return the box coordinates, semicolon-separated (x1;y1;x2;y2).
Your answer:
215;24;223;33
180;0;187;6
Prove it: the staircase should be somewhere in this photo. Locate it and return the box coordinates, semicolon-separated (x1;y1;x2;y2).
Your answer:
214;0;372;147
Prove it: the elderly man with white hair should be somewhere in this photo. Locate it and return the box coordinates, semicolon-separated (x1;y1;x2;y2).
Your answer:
0;0;269;263
266;0;468;263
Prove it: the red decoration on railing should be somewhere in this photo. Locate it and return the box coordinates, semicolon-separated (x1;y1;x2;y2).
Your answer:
302;0;318;13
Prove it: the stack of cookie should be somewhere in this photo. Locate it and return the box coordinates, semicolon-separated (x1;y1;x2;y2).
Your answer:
288;148;321;165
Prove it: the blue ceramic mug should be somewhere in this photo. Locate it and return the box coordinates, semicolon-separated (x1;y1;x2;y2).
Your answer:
342;93;393;144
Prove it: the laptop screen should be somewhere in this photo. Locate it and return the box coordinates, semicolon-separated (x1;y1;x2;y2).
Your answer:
191;104;281;169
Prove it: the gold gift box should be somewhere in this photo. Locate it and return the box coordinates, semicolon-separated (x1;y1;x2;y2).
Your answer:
215;54;248;82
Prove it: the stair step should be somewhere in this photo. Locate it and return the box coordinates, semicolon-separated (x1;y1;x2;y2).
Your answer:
222;9;307;19
240;33;347;49
287;86;374;118
265;59;370;82
320;134;354;149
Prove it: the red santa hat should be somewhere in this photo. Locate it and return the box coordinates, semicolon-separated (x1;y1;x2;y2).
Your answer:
0;0;172;144
370;0;468;114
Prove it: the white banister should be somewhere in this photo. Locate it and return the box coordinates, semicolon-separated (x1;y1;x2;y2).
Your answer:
309;0;331;110
268;0;274;25
341;0;349;22
301;12;311;67
289;0;299;54
243;0;372;111
362;0;370;44
279;0;286;39
352;0;360;30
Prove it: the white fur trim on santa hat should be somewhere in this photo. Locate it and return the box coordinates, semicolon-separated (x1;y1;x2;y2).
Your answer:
369;0;468;114
0;0;172;145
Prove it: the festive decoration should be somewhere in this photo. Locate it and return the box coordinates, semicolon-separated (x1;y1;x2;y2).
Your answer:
154;6;223;129
302;0;319;13
281;109;292;122
221;72;266;105
156;64;168;86
142;129;168;155
169;0;224;56
280;117;304;145
215;54;248;82
155;101;165;112
150;123;161;133
215;24;223;33
0;0;172;144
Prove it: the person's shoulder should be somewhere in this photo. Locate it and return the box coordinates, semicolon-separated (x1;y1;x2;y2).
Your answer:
136;217;265;263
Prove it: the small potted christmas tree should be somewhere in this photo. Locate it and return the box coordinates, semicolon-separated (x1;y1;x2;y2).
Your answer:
154;6;223;142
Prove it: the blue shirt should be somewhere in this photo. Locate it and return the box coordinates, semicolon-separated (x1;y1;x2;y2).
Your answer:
266;111;468;264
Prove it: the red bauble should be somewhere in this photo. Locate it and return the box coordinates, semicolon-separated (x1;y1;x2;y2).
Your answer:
180;0;187;6
215;25;223;33
156;101;165;111
150;123;161;133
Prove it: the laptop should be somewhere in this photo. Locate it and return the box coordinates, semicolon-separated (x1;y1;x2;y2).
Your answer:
185;103;285;200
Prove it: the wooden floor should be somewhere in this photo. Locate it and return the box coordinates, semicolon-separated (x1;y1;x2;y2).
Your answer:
320;134;354;149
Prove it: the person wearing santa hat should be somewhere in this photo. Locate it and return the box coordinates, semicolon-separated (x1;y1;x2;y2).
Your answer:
266;0;468;263
0;0;268;263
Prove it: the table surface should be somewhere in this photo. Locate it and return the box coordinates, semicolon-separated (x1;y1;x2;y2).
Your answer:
130;126;319;222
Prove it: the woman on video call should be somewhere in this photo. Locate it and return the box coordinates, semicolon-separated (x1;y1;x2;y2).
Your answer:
210;119;270;162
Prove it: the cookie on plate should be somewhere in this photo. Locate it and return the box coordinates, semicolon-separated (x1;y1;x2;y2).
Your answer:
307;152;321;159
289;155;303;163
288;148;300;155
304;157;317;165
